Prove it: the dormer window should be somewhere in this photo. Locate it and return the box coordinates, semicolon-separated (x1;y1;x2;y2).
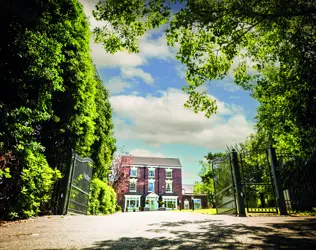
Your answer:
148;167;155;178
130;167;137;177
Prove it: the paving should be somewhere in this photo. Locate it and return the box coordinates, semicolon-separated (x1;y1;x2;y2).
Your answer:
0;211;316;249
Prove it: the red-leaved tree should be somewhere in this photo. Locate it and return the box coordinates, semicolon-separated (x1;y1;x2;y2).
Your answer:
109;147;134;207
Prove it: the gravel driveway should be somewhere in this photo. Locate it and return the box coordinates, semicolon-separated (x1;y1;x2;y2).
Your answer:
1;212;316;249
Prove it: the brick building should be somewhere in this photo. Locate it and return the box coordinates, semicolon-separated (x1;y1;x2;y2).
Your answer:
117;156;182;212
181;184;208;210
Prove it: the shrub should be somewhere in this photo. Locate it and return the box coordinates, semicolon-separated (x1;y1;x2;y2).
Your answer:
115;204;122;212
0;143;61;220
88;178;116;215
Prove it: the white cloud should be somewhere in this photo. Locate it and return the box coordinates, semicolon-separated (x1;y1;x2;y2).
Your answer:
81;0;176;72
175;63;186;79
89;33;175;70
129;149;165;158
121;67;154;86
79;0;106;29
104;77;133;94
110;88;254;150
138;32;175;60
90;41;145;68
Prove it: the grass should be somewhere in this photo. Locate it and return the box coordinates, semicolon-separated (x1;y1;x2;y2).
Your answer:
170;208;217;215
246;207;316;217
192;208;217;215
172;207;316;217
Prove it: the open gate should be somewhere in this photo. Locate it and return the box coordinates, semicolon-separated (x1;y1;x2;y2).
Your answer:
66;153;93;214
212;154;237;215
212;145;316;216
239;150;278;214
212;147;278;216
53;151;93;215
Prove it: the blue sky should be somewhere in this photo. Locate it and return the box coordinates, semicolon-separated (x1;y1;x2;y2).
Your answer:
81;0;259;184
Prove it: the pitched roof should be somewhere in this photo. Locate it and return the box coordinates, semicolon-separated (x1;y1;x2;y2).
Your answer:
131;156;182;167
182;184;194;194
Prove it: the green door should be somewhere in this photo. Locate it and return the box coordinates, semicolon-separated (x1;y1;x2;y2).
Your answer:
150;200;155;210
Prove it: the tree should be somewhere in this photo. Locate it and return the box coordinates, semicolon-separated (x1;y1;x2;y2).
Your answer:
92;0;316;154
0;0;116;219
200;150;240;208
194;151;226;207
107;148;134;209
109;147;134;192
193;181;204;195
90;68;116;181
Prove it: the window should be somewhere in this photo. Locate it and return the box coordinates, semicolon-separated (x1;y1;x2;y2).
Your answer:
193;199;202;209
148;168;155;178
125;196;141;210
148;182;154;192
166;180;172;193
166;183;171;192
162;197;178;210
184;199;189;209
130;167;137;177
166;169;172;178
130;181;136;192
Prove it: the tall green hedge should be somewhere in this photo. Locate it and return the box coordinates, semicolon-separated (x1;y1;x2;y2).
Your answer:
0;0;115;220
88;178;117;215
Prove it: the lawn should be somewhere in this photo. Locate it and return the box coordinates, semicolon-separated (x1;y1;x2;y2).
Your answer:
171;208;217;215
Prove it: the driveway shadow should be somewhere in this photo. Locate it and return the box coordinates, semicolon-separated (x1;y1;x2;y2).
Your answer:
84;217;316;250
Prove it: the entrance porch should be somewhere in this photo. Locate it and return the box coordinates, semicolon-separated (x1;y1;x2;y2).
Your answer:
145;192;159;211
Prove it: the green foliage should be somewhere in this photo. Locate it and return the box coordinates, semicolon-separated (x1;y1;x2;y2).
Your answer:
0;168;11;179
195;151;231;207
0;0;116;219
0;143;61;220
93;0;316;154
115;204;122;212
90;69;116;181
93;0;171;54
14;144;61;219
88;178;117;215
193;179;214;197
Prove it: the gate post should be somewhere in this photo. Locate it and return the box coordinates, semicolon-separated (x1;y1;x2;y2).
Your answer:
57;151;75;215
232;149;246;217
63;151;76;215
268;145;288;215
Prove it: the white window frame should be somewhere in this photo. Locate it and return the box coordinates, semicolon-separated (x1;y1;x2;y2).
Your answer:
184;199;190;209
162;196;178;210
148;167;155;178
129;179;137;192
193;198;202;209
124;195;142;212
148;179;155;193
130;166;138;177
166;168;172;179
165;180;173;193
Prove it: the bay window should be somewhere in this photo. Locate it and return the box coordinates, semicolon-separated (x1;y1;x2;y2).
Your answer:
162;196;178;210
124;195;141;211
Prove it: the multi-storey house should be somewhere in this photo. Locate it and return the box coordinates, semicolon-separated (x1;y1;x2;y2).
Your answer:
117;156;182;212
